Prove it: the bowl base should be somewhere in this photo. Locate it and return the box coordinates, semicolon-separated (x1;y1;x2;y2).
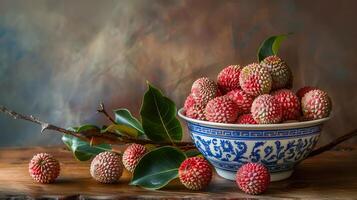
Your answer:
216;168;293;182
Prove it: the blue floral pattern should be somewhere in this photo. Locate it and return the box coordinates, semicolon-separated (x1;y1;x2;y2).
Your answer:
188;122;321;173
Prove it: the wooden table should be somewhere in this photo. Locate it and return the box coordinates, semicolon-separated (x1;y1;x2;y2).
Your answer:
0;145;356;199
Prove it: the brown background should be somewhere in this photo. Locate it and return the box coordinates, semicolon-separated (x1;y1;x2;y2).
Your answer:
0;0;356;147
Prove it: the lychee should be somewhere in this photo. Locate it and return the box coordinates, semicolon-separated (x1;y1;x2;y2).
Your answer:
251;94;282;124
236;163;270;195
217;65;243;93
296;86;317;100
191;77;219;105
301;89;332;120
184;93;206;120
239;63;272;97
90;151;123;184
272;89;301;121
122;143;147;172
183;94;195;112
260;55;292;90
205;96;239;123
236;114;257;124
29;153;60;184
227;89;254;114
185;102;206;120
179;157;212;190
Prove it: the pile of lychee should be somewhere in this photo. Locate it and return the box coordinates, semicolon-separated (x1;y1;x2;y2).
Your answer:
28;144;148;185
184;55;332;124
28;148;270;194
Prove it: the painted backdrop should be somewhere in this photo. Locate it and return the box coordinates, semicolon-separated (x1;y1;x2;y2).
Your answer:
0;0;356;147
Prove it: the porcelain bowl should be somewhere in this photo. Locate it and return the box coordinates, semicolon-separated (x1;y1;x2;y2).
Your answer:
178;108;330;182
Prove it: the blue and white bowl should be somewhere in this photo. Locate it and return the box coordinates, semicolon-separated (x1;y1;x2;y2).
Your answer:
178;108;330;182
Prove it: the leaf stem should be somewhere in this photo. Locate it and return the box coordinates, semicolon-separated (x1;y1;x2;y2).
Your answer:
97;102;116;124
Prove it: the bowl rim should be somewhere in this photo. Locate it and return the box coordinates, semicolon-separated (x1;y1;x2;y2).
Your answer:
177;108;331;128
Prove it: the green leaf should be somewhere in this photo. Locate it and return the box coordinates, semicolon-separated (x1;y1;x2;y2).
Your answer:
185;149;201;157
113;108;144;136
140;83;182;142
130;146;186;190
62;125;112;161
76;124;100;132
101;124;139;138
257;33;291;62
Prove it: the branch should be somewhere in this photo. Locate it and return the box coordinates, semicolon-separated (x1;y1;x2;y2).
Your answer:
0;106;90;140
0;105;195;149
308;128;357;157
97;102;116;123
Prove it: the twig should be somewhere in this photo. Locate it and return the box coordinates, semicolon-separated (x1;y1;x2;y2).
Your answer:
97;102;116;124
0;106;88;141
0;105;196;149
308;128;357;157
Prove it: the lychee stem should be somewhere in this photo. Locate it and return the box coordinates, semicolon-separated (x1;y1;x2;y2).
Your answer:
0;105;196;149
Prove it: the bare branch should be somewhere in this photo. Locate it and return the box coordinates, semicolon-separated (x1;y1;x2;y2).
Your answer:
0;105;196;149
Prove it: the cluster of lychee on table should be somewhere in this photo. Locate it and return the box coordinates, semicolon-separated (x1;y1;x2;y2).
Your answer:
29;146;269;195
184;55;332;124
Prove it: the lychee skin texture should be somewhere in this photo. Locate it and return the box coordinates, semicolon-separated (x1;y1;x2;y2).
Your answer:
184;94;206;120
191;77;218;105
122;144;147;172
205;96;239;123
29;153;60;184
179;157;213;190
217;65;243;93
227;89;254;114
90;151;123;184
296;86;316;100
236;114;257;124
236;163;270;195
301;89;332;120
239;63;272;97
260;55;292;90
186;102;206;120
272;89;301;121
251;94;283;124
183;94;195;112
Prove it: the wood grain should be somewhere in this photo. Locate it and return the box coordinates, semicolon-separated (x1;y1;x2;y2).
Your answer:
0;146;356;199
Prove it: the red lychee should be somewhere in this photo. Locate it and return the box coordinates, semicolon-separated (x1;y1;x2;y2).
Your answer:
301;89;332;120
296;86;317;100
260;55;292;90
191;77;218;105
29;153;60;184
227;89;254;114
272;89;301;121
236;114;257;124
239;63;272;97
251;94;283;124
236;163;270;195
217;65;243;93
205;96;239;123
90;151;123;184
122;144;147;172
179;157;212;190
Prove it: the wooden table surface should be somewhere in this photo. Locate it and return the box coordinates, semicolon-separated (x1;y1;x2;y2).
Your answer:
0;145;356;200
